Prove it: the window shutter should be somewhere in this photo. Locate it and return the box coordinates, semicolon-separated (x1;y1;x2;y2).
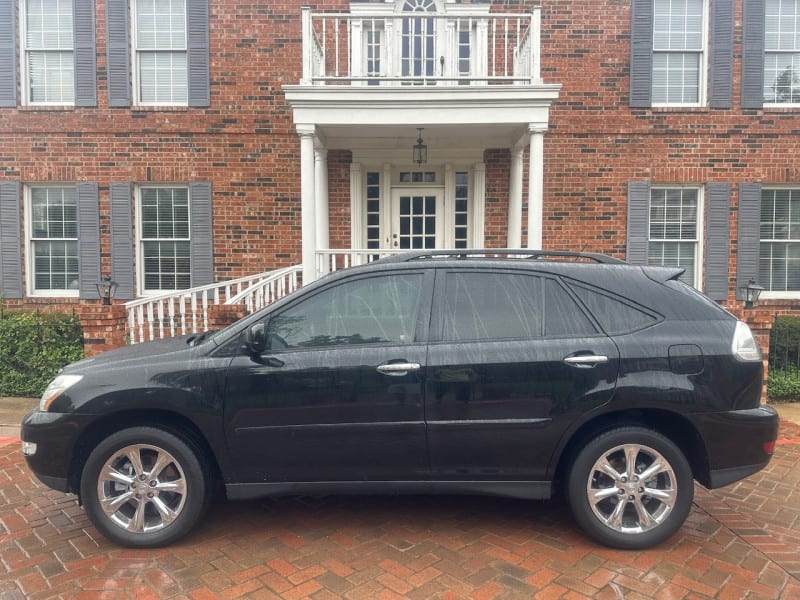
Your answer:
741;0;765;109
73;0;97;107
110;183;135;299
187;0;210;107
709;0;733;109
0;182;22;298
629;0;653;108
0;0;16;107
704;183;730;300
189;182;213;286
106;0;131;107
77;182;100;299
736;183;762;299
627;181;651;265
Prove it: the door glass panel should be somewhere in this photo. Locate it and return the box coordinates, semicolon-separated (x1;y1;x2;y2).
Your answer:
267;274;423;349
398;194;437;250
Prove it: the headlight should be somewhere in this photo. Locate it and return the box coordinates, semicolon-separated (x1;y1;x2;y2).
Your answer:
39;374;83;412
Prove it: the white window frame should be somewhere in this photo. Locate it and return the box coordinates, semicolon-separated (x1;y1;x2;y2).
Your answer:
24;184;80;297
19;0;75;106
135;184;192;295
647;185;704;289
651;0;709;107
131;0;189;107
763;0;800;107
758;185;800;299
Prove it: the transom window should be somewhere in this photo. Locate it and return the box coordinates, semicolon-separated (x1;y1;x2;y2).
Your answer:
647;188;701;287
27;186;79;293
134;0;188;104
764;0;800;103
760;188;800;291
22;0;74;104
138;187;191;291
652;0;705;105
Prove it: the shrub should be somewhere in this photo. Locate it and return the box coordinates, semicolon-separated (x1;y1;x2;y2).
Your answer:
769;315;800;372
0;307;84;397
767;367;800;402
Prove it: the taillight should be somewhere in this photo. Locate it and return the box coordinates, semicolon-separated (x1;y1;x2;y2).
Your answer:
763;440;776;454
732;321;762;362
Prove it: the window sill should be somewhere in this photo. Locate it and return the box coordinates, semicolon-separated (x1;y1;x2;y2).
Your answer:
131;106;190;113
17;105;77;112
762;104;800;112
648;106;708;113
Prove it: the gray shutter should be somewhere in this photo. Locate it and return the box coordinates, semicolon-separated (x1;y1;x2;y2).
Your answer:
0;182;22;298
77;182;101;299
187;0;210;107
704;183;730;300
110;183;135;299
709;0;733;109
0;0;16;107
736;183;762;299
73;0;97;107
741;0;765;109
627;181;651;265
629;0;653;108
106;0;131;107
189;182;213;286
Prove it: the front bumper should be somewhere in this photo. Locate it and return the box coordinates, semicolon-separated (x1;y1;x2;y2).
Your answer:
690;405;780;489
21;409;95;494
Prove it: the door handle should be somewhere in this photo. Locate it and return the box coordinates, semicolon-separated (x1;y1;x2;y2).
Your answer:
376;362;421;376
563;354;608;368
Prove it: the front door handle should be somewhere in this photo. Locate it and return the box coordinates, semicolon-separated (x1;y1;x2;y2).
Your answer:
376;362;421;376
563;354;608;368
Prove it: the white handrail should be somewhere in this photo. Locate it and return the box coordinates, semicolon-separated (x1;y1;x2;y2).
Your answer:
225;265;303;313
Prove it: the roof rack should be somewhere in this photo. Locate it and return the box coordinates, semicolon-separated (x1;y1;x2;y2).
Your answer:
381;249;625;265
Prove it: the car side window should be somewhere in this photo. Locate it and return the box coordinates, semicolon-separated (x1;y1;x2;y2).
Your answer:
544;279;597;337
266;273;423;350
568;283;658;334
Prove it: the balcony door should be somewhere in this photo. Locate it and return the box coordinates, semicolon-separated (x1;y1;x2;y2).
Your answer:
401;0;437;80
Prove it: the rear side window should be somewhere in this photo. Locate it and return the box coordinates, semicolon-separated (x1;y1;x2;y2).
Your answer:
441;272;597;341
569;284;658;334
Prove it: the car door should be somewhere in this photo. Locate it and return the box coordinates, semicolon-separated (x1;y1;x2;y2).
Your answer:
425;269;620;481
224;269;434;483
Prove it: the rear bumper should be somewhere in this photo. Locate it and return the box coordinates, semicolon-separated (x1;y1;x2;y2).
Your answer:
690;405;779;489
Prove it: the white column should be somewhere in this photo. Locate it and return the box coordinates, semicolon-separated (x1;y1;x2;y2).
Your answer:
472;162;486;248
527;127;545;250
507;147;524;248
314;144;329;252
350;162;363;249
298;125;317;283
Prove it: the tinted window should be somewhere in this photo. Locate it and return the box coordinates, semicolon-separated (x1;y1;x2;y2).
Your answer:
267;274;423;349
544;279;597;337
569;284;657;334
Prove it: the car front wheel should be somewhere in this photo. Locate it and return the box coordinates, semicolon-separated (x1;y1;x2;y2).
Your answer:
80;426;210;547
567;427;693;550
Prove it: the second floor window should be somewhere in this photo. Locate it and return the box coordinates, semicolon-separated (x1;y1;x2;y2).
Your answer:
134;0;188;104
652;0;705;105
648;187;701;287
764;0;800;104
23;0;74;104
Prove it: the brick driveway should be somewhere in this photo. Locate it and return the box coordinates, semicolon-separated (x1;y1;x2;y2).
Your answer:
1;423;799;599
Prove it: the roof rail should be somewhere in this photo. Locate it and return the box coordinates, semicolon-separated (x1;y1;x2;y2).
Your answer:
380;249;626;265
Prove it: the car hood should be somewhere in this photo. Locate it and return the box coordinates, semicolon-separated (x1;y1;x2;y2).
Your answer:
65;335;201;372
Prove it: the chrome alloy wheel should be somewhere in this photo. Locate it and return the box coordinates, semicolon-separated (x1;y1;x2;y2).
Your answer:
586;443;677;534
96;444;188;534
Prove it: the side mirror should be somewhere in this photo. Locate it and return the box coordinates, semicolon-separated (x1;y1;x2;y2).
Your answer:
243;322;267;355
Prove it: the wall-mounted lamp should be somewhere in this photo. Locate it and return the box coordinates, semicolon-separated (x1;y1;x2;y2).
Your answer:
96;275;118;306
740;279;764;309
413;128;427;165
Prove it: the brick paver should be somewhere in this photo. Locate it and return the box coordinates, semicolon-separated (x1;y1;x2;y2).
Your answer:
1;423;799;599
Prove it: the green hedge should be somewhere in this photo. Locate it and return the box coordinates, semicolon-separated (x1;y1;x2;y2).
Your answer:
769;315;800;372
0;307;85;397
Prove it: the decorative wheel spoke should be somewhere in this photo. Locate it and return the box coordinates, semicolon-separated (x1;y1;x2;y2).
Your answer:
151;497;179;524
100;464;134;486
127;498;147;533
624;445;639;480
633;497;657;529
606;497;627;529
155;479;186;495
100;491;134;515
644;486;677;507
598;458;623;481
638;459;668;482
148;451;173;480
124;447;145;477
591;486;621;503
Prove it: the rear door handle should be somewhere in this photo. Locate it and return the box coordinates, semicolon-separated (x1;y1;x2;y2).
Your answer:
376;362;421;376
563;355;608;368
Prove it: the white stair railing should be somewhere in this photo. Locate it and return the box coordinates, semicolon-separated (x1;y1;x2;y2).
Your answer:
225;265;303;314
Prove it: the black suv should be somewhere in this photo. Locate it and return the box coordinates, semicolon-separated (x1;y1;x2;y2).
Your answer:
22;250;778;549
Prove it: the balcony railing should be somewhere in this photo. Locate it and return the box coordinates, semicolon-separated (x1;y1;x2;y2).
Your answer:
300;7;541;86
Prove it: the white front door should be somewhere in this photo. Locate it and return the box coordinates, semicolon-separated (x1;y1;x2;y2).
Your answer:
389;188;444;250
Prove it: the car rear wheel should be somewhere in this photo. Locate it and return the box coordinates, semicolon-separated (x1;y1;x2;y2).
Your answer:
567;427;693;549
80;427;210;547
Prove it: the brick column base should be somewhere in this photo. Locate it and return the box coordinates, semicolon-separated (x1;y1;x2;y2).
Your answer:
207;304;247;330
77;304;128;357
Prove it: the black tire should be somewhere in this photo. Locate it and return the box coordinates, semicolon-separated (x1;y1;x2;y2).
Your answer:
566;426;693;550
80;426;211;548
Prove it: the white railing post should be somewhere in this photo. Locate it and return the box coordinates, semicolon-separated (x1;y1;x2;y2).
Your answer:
301;7;313;84
532;8;541;83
